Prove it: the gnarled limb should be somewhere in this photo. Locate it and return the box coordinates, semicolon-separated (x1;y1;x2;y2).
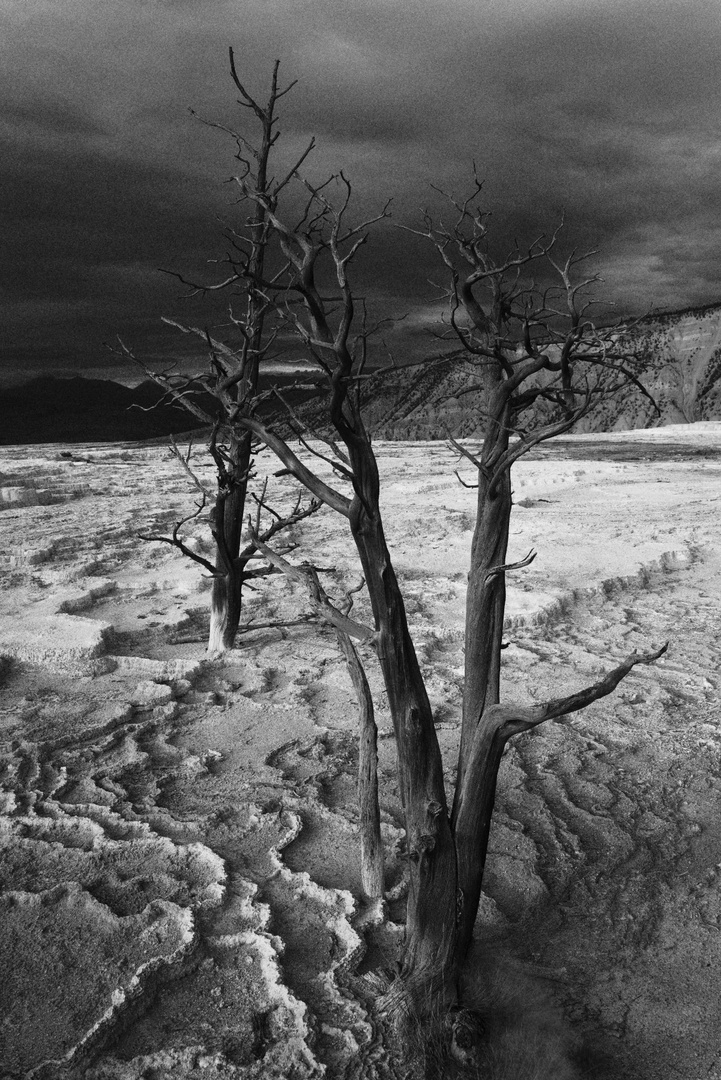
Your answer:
496;642;669;737
452;642;668;956
138;498;219;576
248;533;375;643
236;415;352;517
484;548;536;582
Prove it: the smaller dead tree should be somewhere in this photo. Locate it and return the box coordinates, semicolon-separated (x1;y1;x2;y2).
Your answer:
114;53;319;656
136;455;323;639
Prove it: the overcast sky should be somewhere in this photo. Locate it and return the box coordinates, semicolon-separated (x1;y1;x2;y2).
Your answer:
3;0;721;383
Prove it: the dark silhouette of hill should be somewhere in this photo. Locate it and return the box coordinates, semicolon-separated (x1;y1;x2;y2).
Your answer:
0;375;322;446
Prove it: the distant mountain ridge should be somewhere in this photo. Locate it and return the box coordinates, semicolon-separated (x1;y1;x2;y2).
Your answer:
356;301;721;439
3;302;721;444
0;374;319;446
0;377;207;446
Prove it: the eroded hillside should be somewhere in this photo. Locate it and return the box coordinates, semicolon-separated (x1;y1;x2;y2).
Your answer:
360;304;721;439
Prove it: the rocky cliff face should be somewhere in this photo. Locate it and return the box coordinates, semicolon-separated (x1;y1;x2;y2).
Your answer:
626;303;721;424
358;303;721;439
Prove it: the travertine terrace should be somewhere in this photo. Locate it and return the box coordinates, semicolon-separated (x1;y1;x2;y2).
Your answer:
1;424;720;1079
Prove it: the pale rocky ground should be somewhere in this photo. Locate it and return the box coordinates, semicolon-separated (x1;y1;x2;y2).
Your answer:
0;423;720;1079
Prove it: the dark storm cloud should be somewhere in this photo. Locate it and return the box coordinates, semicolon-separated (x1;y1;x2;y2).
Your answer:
2;0;721;378
1;98;105;138
1;133;226;372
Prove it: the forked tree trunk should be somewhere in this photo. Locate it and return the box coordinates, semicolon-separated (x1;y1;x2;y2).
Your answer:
342;430;459;994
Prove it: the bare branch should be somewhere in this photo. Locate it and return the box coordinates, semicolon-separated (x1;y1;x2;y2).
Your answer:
109;338;215;426
447;436;490;481
273;137;317;197
496;643;669;737
138;498;219;576
168;436;213;499
488;407;589;491
250;534;376;642
455;470;478;489
241;489;323;561
235;415;352;517
485;548;537;582
228;50;279;122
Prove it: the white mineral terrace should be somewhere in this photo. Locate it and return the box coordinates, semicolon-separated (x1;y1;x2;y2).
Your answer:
0;423;720;1079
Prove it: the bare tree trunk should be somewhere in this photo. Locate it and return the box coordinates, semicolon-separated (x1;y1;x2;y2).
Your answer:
458;466;511;776
342;431;459;994
337;630;384;899
450;388;514;962
455;388;512;788
451;718;507;959
208;538;243;656
208;436;252;656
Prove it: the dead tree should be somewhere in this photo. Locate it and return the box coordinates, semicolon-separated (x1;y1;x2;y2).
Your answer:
116;53;318;656
399;181;662;960
132;58;665;1041
221;158;665;1017
135;461;323;631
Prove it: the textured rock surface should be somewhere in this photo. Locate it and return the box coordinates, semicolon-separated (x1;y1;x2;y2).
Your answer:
0;612;114;675
0;429;720;1078
0;885;195;1076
